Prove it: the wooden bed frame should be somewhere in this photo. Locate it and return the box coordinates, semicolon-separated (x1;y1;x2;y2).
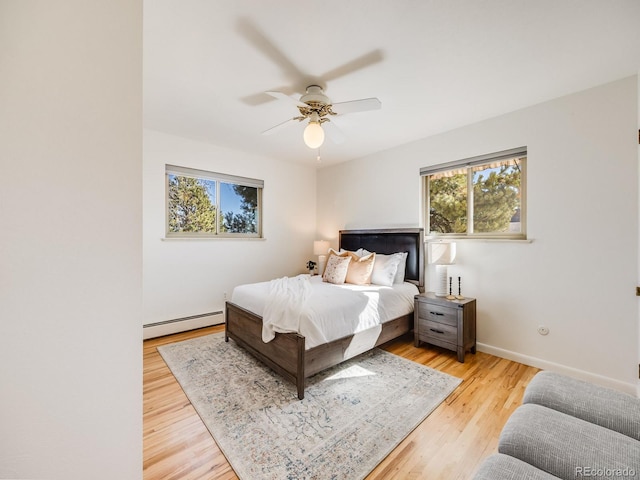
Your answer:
224;228;424;399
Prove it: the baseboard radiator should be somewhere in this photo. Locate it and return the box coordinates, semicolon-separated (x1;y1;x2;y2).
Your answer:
143;311;224;340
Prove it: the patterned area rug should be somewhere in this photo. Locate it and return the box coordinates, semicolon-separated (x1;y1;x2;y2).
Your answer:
158;333;461;480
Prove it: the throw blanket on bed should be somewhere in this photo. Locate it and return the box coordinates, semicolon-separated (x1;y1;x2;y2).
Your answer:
262;275;312;343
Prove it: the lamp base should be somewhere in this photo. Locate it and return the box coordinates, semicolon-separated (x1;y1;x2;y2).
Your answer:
434;265;449;297
317;254;327;277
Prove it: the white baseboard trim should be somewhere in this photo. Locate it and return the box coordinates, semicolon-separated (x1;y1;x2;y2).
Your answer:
143;312;224;340
477;343;638;396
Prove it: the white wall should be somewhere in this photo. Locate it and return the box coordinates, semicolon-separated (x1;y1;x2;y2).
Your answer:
0;2;142;479
318;76;639;393
143;130;317;330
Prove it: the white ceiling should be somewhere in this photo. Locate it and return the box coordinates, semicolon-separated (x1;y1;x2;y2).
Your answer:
144;0;640;167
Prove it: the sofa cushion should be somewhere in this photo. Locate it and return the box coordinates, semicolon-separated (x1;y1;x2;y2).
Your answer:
473;453;560;480
523;371;640;441
499;404;640;480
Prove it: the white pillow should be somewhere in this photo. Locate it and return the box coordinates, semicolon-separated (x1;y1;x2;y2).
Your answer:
371;253;401;286
361;250;408;285
392;252;408;284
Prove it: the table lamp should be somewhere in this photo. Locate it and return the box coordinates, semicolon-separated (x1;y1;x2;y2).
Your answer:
428;241;456;297
313;240;330;276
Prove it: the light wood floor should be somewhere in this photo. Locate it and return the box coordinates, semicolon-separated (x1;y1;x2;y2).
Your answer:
144;325;539;480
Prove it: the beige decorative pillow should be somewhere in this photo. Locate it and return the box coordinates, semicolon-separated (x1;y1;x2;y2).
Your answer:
322;254;351;284
345;252;376;285
328;248;350;258
320;248;348;276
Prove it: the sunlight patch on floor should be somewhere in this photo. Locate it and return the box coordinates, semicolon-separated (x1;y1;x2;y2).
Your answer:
324;365;377;381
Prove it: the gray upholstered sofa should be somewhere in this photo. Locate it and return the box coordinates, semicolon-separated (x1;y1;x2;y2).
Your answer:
473;371;640;480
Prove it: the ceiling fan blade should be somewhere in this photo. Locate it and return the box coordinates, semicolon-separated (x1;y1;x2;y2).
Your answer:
266;91;308;109
323;120;346;145
236;18;306;84
320;50;385;83
241;86;299;106
261;117;300;135
332;97;382;115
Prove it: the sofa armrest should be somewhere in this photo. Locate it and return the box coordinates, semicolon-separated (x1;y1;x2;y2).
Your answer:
499;404;640;480
523;371;640;441
473;453;560;480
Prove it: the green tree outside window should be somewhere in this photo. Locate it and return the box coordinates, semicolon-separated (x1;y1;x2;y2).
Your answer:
168;175;217;233
428;158;523;237
166;166;262;237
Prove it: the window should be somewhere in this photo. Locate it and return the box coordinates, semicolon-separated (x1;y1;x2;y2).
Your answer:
421;147;526;239
166;165;263;238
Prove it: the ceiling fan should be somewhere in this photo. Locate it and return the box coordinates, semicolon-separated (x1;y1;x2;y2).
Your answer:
262;85;382;149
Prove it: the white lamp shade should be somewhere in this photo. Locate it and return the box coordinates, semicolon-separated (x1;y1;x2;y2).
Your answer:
303;122;325;149
428;241;456;265
313;240;330;256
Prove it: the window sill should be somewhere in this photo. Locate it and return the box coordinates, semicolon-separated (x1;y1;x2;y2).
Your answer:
425;236;533;243
161;236;266;241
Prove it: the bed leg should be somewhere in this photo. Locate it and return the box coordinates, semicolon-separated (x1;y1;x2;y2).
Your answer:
297;335;305;400
224;302;229;342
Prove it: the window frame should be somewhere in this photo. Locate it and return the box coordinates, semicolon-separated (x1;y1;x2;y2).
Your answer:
165;164;263;239
421;147;527;240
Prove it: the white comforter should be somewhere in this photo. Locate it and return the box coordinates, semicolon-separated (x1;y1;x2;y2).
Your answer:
230;274;419;349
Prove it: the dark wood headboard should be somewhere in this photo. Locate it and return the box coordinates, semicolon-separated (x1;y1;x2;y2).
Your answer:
339;228;424;290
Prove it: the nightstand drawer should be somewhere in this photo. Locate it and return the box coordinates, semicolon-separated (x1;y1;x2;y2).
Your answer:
418;319;457;344
417;302;457;327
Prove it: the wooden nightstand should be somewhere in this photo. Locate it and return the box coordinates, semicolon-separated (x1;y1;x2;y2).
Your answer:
414;292;476;362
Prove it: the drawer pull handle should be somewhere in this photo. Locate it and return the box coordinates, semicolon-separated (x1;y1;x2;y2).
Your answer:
430;311;444;316
430;328;445;334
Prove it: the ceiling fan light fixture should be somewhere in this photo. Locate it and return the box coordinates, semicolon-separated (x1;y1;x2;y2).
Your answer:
262;84;381;149
303;120;325;149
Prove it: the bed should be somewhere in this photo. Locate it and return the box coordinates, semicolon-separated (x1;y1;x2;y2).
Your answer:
224;228;425;399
